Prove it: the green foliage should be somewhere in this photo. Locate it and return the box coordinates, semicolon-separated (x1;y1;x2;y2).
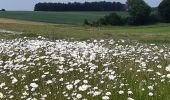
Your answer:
158;0;170;22
85;0;159;26
84;19;90;25
34;2;126;11
127;0;151;25
149;13;160;24
99;13;123;25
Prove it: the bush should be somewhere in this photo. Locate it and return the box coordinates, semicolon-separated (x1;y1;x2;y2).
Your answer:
126;14;159;25
103;13;123;25
158;0;170;22
84;19;90;25
127;0;151;25
91;13;123;26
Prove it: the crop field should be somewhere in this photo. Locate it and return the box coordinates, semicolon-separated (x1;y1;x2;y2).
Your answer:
0;12;170;100
0;11;129;25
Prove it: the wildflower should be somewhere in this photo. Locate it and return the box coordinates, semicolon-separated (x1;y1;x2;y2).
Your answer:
83;80;88;84
127;97;134;100
108;75;116;80
93;91;101;96
102;96;109;100
159;49;164;53
11;76;18;84
157;65;162;68
100;81;104;84
0;92;3;98
118;90;124;94
167;74;170;78
106;92;111;95
0;83;5;88
41;75;46;78
148;92;153;96
128;91;133;95
76;94;82;99
78;85;89;91
148;85;154;91
9;95;14;99
46;80;53;84
30;83;38;88
66;84;73;90
74;80;80;85
166;65;170;72
59;78;64;81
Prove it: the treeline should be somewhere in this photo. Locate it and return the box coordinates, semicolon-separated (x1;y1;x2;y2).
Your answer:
85;0;170;26
34;2;126;11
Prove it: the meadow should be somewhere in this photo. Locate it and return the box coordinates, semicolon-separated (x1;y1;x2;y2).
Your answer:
0;37;170;100
0;21;170;43
0;11;169;43
0;11;170;100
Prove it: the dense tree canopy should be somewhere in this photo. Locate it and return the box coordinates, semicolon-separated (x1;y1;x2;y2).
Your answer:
34;2;126;11
127;0;151;25
158;0;170;22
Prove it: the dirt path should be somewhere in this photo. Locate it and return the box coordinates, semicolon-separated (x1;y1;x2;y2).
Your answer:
0;29;23;34
0;18;52;25
0;18;55;34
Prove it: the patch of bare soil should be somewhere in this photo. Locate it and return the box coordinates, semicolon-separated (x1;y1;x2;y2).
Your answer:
0;18;52;25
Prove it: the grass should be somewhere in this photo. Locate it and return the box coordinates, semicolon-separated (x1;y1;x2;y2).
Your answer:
0;11;169;43
0;22;170;43
0;11;128;25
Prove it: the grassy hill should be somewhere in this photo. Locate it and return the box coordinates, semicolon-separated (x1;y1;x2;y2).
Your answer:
0;11;170;43
0;19;170;43
0;11;128;25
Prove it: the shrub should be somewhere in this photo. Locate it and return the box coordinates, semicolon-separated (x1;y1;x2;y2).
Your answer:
92;13;123;26
103;13;123;25
84;19;90;25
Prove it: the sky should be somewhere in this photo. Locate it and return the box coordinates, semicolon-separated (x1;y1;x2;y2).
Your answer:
0;0;162;11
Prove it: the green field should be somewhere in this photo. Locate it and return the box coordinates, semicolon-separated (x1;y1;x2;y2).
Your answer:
0;22;170;43
0;11;128;25
0;11;169;43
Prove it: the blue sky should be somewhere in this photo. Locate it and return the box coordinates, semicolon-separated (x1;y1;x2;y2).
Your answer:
0;0;162;11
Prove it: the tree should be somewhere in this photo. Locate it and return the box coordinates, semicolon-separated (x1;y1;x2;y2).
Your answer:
158;0;170;22
34;2;126;11
126;0;151;25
